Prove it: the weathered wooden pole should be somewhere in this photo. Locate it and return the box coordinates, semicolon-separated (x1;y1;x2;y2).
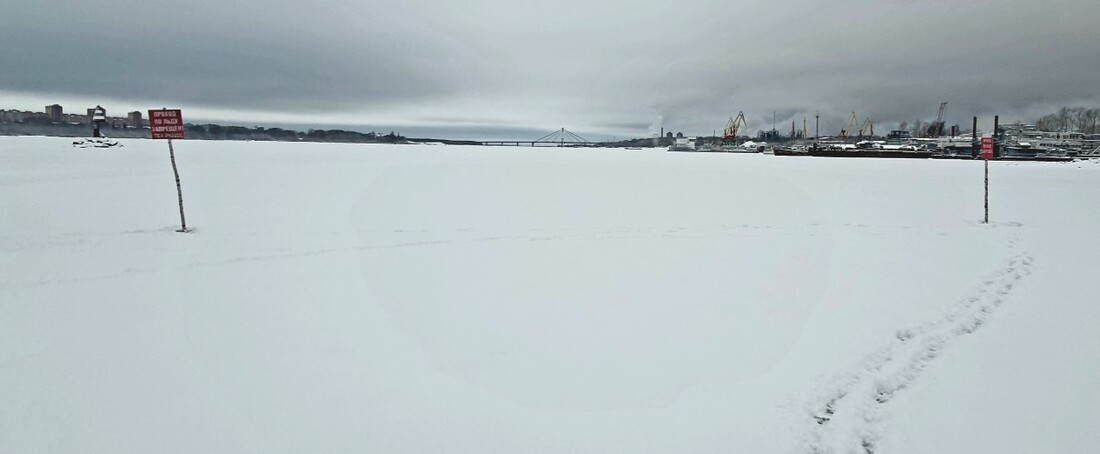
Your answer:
168;138;188;232
984;158;989;224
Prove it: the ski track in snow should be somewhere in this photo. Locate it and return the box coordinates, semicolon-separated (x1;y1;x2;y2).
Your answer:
801;239;1033;454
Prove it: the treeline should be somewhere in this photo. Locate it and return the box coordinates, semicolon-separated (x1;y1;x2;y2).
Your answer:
1035;107;1100;134
183;124;407;143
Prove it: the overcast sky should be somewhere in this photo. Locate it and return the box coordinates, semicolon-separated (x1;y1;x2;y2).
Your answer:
3;0;1098;140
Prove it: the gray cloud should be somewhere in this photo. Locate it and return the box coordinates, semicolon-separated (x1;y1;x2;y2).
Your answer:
3;0;1098;140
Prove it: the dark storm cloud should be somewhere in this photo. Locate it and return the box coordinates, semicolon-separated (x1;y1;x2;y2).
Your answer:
1;0;483;111
3;0;1099;138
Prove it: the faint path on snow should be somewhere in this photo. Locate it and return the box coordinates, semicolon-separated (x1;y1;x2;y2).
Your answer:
801;238;1032;454
2;222;978;289
2;223;824;287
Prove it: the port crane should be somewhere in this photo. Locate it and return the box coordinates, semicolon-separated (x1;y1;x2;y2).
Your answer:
925;101;948;137
840;111;858;140
723;111;747;142
859;117;875;138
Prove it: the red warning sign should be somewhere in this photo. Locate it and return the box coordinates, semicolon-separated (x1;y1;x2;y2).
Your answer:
149;109;185;139
980;137;993;160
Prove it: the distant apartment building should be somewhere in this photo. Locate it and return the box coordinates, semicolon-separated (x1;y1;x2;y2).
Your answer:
0;105;145;131
45;104;63;122
0;110;32;123
61;113;87;125
128;111;143;128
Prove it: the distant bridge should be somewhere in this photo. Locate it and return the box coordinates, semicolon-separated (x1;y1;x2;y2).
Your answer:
481;128;595;147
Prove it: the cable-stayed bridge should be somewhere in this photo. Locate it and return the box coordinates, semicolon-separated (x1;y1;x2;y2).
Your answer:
481;128;594;147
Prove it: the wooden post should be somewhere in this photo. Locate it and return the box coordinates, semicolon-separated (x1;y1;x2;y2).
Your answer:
987;117;997;224
984;159;989;224
168;138;189;232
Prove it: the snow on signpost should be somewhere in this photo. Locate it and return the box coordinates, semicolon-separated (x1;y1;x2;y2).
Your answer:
149;108;189;232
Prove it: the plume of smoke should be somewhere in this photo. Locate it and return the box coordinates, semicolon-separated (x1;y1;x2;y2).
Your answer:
648;115;665;137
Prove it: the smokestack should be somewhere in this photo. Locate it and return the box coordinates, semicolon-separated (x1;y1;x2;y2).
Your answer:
972;116;978;158
993;115;1000;159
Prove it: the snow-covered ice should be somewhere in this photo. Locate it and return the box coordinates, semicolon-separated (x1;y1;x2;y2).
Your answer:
2;136;1098;453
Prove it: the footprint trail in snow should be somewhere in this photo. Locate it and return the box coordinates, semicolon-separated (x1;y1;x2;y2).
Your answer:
802;241;1033;454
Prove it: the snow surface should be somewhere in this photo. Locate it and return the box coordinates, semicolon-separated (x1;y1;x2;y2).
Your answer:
2;136;1098;453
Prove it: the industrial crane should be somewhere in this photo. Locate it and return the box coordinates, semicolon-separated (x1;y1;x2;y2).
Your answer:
925;101;948;137
723;111;747;142
840;111;858;140
859;117;875;138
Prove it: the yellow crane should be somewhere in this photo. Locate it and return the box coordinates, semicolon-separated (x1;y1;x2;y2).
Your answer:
859;117;875;138
840;111;858;140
